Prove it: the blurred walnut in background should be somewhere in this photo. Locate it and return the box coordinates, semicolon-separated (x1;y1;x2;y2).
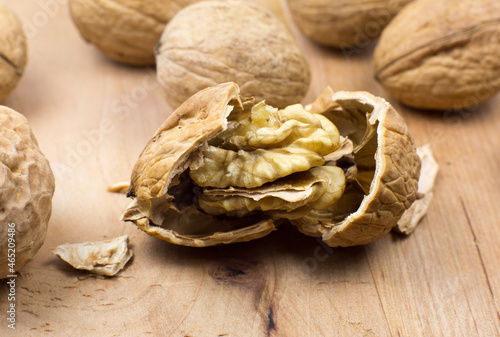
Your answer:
287;0;412;48
155;0;311;109
0;4;27;102
69;0;288;66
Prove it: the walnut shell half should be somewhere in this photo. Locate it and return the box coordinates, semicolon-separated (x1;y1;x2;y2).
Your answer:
155;0;310;109
374;0;500;110
294;88;421;246
1;106;55;278
121;82;421;247
0;4;27;102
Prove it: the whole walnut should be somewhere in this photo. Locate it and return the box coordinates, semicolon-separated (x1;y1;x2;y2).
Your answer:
0;4;27;102
69;0;203;66
374;0;500;110
155;0;311;109
0;107;55;278
69;0;287;66
287;0;412;48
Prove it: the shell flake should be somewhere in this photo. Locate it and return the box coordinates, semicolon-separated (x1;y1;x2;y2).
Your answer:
52;235;133;277
396;144;439;234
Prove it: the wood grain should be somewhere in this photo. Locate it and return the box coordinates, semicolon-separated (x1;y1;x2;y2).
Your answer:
1;1;499;336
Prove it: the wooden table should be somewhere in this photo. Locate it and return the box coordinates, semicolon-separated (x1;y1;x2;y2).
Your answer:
1;1;499;336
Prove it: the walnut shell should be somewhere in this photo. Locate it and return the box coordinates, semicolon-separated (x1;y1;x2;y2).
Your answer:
69;0;287;66
121;82;421;247
287;0;412;48
155;0;310;109
69;0;203;66
294;88;421;246
374;0;500;110
0;107;55;278
52;235;133;277
0;4;27;102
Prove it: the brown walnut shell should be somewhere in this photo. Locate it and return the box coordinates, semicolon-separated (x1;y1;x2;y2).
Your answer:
287;0;412;48
155;0;311;109
374;0;500;110
0;4;27;102
69;0;203;66
69;0;288;66
0;107;55;278
121;82;421;247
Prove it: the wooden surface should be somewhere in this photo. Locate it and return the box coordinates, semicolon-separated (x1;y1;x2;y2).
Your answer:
1;1;500;336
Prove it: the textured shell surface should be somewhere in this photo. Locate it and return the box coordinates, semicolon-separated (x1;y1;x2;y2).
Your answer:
0;106;55;278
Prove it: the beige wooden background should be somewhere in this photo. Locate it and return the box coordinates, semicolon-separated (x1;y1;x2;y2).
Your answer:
1;1;499;336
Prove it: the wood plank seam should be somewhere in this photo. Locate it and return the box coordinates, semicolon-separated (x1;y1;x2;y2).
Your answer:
460;198;499;318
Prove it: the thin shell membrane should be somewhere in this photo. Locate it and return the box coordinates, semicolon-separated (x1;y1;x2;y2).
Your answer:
294;88;421;246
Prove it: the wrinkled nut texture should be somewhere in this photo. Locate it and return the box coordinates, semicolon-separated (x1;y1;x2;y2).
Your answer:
0;4;27;102
69;0;203;65
287;0;412;48
0;107;55;278
374;0;500;110
122;82;421;247
156;0;310;109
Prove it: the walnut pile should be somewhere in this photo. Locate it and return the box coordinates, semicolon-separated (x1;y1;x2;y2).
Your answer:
0;106;55;278
0;4;27;102
155;0;311;109
121;82;425;247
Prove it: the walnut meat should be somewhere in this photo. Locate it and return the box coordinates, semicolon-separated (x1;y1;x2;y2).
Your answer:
155;0;310;109
287;0;412;48
0;4;27;102
0;107;55;278
121;82;422;247
374;0;500;110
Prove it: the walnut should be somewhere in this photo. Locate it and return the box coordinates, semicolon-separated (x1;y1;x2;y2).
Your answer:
0;4;27;102
286;0;412;48
155;0;311;109
374;0;500;110
69;0;203;65
69;0;288;66
0;107;55;278
120;82;426;247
